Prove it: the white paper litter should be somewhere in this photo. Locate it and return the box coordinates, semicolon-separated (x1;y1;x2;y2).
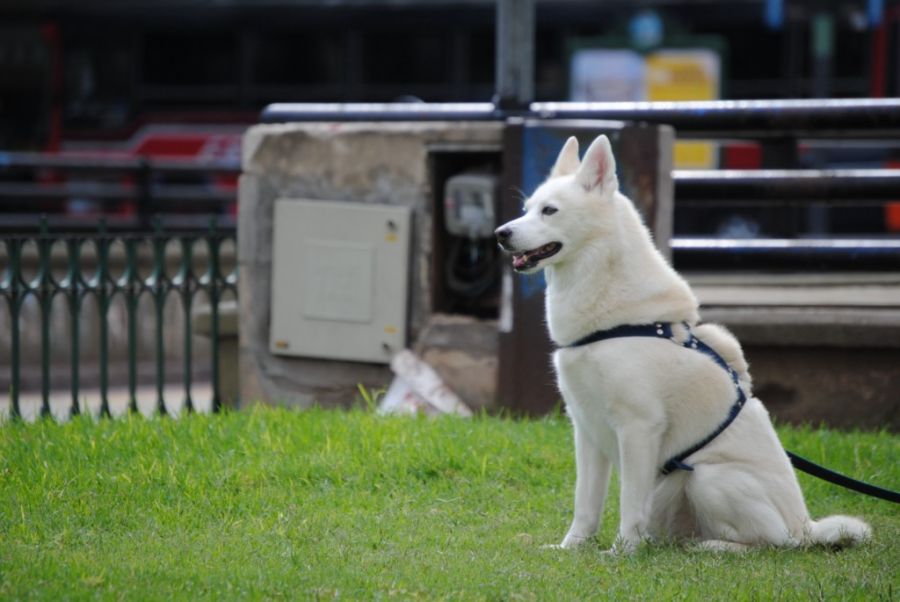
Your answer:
378;349;473;417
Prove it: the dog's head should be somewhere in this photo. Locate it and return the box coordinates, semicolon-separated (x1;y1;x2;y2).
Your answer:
494;134;619;274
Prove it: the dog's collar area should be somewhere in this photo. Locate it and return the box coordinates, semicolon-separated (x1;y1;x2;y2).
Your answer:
566;322;677;347
563;321;747;476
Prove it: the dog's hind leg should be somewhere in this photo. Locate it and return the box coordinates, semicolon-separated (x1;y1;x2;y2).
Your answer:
558;421;612;549
687;464;802;549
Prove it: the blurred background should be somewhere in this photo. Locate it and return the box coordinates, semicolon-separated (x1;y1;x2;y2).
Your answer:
0;0;898;234
1;0;899;426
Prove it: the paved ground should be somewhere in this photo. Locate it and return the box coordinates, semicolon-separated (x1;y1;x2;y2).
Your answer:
2;382;215;422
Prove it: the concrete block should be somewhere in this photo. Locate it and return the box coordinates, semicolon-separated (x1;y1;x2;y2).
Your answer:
238;121;504;410
414;314;499;412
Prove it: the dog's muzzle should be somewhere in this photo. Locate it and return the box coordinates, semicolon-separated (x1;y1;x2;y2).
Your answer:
494;226;514;251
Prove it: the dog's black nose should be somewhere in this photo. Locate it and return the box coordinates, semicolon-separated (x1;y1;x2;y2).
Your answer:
495;227;512;241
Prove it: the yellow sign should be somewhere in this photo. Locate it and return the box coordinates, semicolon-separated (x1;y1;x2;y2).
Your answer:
646;50;718;169
571;47;720;168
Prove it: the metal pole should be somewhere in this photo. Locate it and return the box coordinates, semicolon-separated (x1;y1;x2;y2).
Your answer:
125;239;139;414
96;219;111;418
67;239;81;418
152;218;167;416
180;237;194;414
495;0;535;109
8;239;22;421
208;217;221;413
38;217;51;419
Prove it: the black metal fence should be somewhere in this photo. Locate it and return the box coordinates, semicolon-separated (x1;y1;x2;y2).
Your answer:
262;99;900;271
0;216;237;422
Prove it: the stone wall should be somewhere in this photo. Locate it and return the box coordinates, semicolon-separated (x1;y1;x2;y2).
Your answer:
238;121;504;409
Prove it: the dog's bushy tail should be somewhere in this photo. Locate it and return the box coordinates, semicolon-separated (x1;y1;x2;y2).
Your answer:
807;515;871;548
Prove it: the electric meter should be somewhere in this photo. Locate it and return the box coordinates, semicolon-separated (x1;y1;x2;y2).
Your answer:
443;174;497;239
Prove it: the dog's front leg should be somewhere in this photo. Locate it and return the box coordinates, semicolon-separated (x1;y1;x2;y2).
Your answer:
559;421;612;549
613;423;662;553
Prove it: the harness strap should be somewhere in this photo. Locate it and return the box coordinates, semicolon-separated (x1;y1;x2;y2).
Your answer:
564;321;747;476
563;322;900;502
568;322;675;347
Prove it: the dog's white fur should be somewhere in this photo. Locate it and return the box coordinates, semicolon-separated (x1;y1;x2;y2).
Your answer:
497;135;870;553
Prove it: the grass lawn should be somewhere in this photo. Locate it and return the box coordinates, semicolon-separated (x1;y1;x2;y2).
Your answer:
1;407;898;600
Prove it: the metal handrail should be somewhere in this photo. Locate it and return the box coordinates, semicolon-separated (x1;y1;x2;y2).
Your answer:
674;169;900;201
531;99;900;138
672;238;900;269
260;99;900;138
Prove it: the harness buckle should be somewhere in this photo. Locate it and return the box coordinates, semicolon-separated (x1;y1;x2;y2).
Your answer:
661;459;695;475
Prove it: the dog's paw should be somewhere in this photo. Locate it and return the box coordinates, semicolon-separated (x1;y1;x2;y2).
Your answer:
607;536;640;556
542;534;590;550
562;533;592;549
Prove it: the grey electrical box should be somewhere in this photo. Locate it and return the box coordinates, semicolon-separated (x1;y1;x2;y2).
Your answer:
443;174;497;239
269;199;412;363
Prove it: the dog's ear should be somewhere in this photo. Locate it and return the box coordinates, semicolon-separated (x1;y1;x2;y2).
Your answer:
550;136;580;179
575;134;618;195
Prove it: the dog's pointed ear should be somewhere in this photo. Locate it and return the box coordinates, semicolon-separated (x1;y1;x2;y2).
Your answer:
575;134;618;194
550;136;580;179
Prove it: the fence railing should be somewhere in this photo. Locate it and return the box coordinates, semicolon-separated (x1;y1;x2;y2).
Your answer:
0;216;237;421
261;99;900;271
672;168;900;269
0;151;239;232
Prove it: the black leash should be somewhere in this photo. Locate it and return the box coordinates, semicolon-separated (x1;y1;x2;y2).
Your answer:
564;321;900;504
787;450;900;504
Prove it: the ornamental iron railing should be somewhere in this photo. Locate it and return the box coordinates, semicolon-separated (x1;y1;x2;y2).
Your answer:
0;216;237;421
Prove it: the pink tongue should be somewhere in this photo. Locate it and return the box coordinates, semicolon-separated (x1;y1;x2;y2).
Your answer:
512;253;528;269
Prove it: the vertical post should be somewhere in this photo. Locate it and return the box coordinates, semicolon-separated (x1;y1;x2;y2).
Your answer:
125;238;139;414
618;125;676;261
152;218;167;416
67;238;81;418
37;217;52;419
7;239;22;420
208;217;221;413
96;219;111;418
181;238;194;414
494;0;535;109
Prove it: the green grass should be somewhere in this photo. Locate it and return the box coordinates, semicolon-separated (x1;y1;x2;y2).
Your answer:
1;408;898;601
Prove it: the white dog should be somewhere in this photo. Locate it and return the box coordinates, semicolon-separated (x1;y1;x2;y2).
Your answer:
495;134;871;553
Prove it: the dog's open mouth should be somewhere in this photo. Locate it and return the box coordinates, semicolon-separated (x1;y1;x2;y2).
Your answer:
511;242;562;271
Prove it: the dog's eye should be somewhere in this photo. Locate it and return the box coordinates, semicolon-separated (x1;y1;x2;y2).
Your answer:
542;206;558;216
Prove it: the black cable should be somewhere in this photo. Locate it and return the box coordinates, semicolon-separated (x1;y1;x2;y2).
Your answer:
444;237;498;298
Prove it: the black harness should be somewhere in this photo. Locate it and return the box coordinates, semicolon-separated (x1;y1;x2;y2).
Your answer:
565;321;748;475
562;321;900;504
